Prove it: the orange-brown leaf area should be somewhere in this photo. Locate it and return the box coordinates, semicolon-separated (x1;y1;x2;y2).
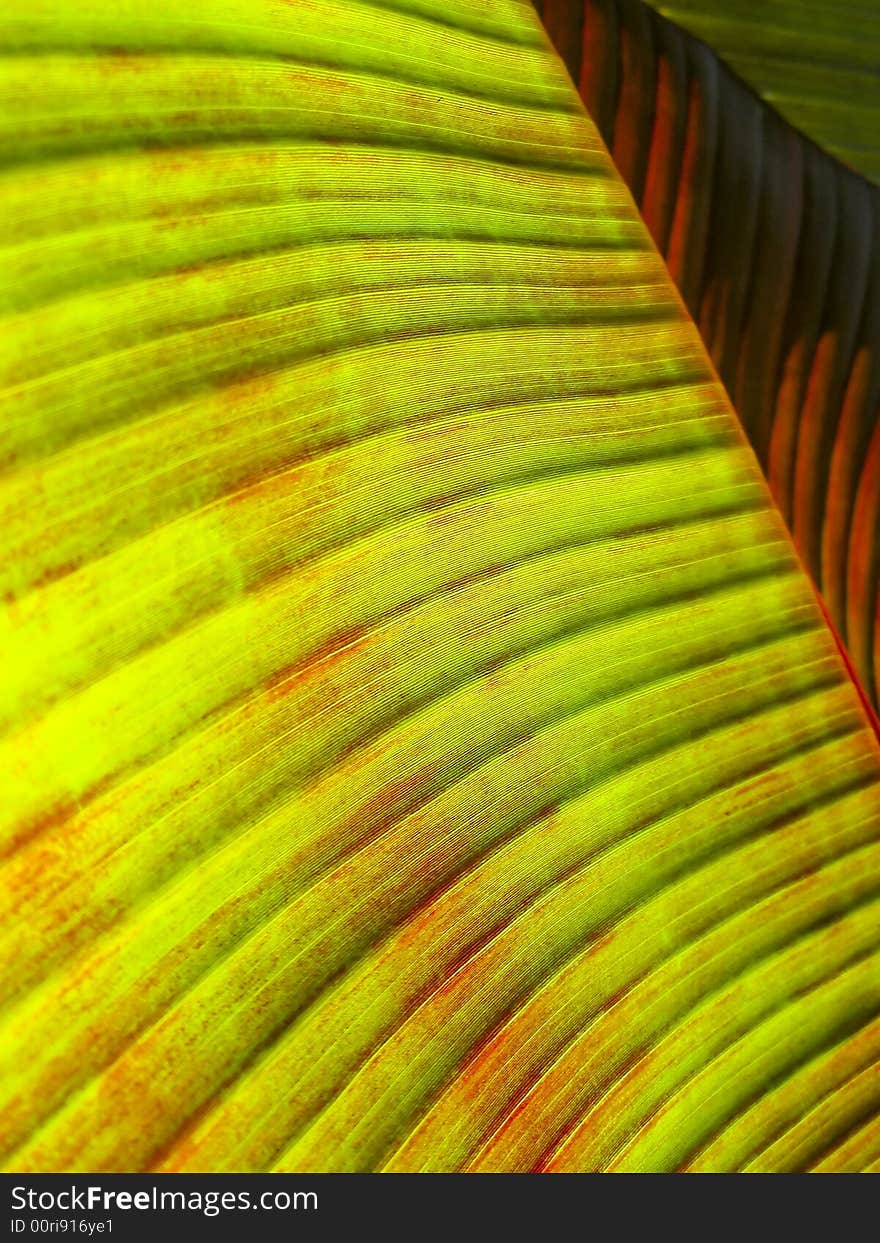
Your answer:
536;0;880;712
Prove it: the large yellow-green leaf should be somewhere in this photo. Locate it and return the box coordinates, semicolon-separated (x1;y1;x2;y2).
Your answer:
0;0;879;1172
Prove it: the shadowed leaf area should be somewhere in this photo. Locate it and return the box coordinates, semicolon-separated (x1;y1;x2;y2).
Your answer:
538;0;880;184
0;0;879;1173
536;0;880;714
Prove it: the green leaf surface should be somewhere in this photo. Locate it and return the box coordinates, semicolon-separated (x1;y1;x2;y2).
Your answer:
655;1;880;185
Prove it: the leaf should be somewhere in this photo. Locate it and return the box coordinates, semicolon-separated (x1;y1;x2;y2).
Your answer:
537;0;880;713
537;0;880;184
655;1;880;186
0;0;878;1173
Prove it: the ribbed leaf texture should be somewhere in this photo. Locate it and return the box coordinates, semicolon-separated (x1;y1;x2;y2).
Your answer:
537;0;880;713
1;0;880;1173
